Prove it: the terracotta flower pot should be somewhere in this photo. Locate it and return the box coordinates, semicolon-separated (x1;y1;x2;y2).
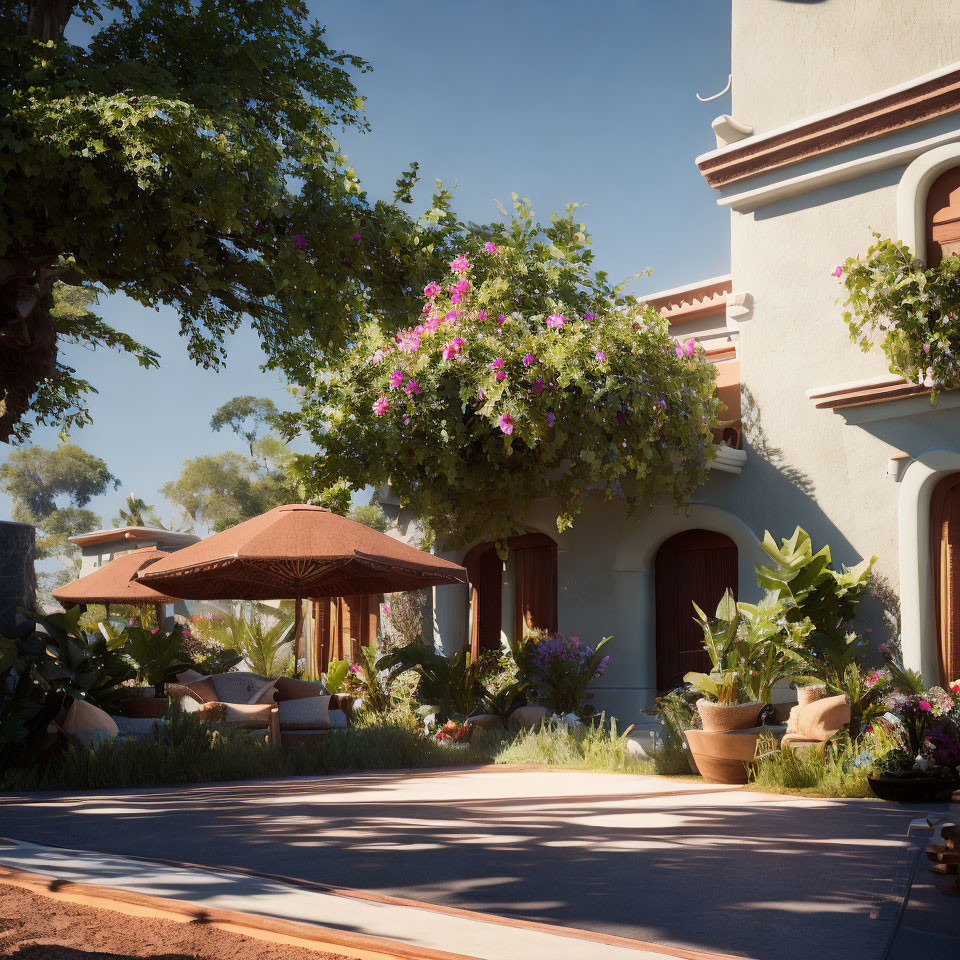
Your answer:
685;728;763;784
120;697;168;719
696;699;764;732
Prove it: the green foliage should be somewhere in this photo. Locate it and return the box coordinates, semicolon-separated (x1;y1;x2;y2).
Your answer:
838;235;960;401
651;687;700;775
510;630;611;718
322;659;350;695
202;604;294;678
0;606;134;765
210;396;279;456
121;622;192;695
344;645;396;714
291;195;720;547
494;717;655;776
757;527;875;687
349;503;389;532
1;2;433;443
377;640;484;721
113;492;164;529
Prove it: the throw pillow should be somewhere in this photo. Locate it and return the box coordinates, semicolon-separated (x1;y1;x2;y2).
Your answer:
210;672;270;704
796;694;850;742
61;699;118;739
274;676;328;701
277;696;332;730
184;678;218;703
248;678;278;705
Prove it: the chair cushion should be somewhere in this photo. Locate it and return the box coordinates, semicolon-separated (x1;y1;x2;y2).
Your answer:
796;694;850;742
176;668;205;683
61;699;118;740
113;716;166;742
210;672;270;704
274;676;328;701
198;702;275;729
278;696;332;730
184;678;219;703
248;678;278;705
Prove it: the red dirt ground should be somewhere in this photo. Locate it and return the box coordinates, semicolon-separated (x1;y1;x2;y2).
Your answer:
0;882;355;960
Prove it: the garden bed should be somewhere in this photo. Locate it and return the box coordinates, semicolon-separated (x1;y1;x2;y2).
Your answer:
0;881;355;960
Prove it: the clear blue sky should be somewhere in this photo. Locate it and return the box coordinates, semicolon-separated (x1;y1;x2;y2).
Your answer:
1;0;731;530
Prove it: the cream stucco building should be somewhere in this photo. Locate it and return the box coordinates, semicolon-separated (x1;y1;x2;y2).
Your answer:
397;0;960;722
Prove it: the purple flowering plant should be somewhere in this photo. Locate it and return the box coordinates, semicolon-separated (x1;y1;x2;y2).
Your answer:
510;629;611;718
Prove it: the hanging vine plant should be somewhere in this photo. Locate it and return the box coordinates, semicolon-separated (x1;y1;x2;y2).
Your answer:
838;234;960;401
290;195;721;548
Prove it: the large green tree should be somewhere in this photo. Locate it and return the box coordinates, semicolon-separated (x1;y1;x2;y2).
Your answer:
1;1;432;443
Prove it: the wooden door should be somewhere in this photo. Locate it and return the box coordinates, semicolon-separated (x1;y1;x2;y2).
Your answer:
510;532;559;641
465;543;503;657
932;474;960;684
655;530;738;693
926;166;960;264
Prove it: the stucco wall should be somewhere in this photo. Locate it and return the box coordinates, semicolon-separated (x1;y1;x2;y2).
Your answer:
732;0;960;134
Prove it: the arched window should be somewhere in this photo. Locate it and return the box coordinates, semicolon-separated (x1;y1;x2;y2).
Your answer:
931;473;960;684
655;529;738;693
925;166;960;265
465;532;558;657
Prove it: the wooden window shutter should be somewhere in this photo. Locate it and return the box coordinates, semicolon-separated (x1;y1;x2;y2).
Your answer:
926;166;960;265
932;474;960;683
510;533;558;641
465;543;503;657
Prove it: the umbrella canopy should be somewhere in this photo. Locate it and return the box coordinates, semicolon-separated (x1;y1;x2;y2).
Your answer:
136;504;467;659
53;547;181;609
137;504;467;600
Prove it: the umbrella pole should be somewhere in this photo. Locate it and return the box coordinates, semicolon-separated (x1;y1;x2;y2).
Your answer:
294;593;302;668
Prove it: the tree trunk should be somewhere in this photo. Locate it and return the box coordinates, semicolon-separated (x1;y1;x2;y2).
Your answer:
0;260;58;444
26;0;76;41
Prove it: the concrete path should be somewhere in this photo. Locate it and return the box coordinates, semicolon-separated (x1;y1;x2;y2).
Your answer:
0;767;951;960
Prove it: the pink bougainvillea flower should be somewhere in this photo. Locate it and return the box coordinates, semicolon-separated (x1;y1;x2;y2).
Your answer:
674;343;684;357
497;413;514;435
683;339;696;355
546;411;556;427
449;279;470;294
484;241;498;254
383;603;392;617
583;312;596;321
534;377;544;392
371;347;392;364
495;371;506;382
522;353;537;366
424;317;442;333
293;233;307;249
352;233;361;244
477;310;488;321
832;266;843;277
442;337;465;360
373;396;390;416
478;387;487;401
489;358;505;371
919;699;932;712
497;314;507;324
389;369;404;389
444;310;458;321
404;379;421;396
451;293;462;304
595;351;607;361
546;313;566;329
450;255;470;274
424;281;441;298
397;329;421;353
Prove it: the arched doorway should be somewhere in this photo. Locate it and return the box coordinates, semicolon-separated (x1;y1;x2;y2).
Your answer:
465;532;558;657
655;529;738;693
931;473;960;683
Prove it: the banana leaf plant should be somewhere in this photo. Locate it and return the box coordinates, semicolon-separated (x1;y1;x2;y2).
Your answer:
121;623;193;697
322;659;351;694
343;645;395;713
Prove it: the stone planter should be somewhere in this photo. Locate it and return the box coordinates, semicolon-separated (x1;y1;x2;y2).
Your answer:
509;705;552;730
120;697;168;719
685;728;764;784
696;699;764;732
466;713;502;731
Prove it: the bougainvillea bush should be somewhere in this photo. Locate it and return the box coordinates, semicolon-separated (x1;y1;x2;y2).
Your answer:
292;196;720;546
837;235;960;401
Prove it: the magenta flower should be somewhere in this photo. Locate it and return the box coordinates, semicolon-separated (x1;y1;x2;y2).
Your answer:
293;233;307;249
398;329;421;353
546;411;556;427
404;380;421;396
424;281;441;298
683;338;696;355
534;377;544;392
595;351;607;361
495;371;506;381
546;313;566;329
919;699;932;712
450;279;470;294
489;358;505;372
444;310;458;321
352;233;361;245
373;396;390;416
383;603;392;617
389;369;404;389
832;266;843;278
442;337;465;360
451;293;462;304
583;313;596;321
497;314;506;324
674;343;684;357
371;347;391;364
450;255;470;274
477;310;488;321
349;663;361;674
522;353;537;366
478;387;487;400
484;241;498;254
497;413;514;435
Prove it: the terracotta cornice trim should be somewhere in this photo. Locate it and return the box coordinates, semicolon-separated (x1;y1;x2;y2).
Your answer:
807;375;930;410
698;65;960;189
643;277;732;324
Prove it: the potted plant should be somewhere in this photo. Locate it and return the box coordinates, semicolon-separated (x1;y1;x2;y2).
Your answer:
120;623;193;718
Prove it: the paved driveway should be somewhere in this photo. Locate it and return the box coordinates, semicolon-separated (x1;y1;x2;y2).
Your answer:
0;767;947;960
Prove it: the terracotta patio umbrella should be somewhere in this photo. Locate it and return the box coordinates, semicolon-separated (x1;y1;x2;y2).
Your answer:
137;504;467;658
53;547;181;625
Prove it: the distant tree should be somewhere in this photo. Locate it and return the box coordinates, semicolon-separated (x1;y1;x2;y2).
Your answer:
211;396;280;457
349;502;389;532
2;2;437;444
0;443;119;600
113;492;165;529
